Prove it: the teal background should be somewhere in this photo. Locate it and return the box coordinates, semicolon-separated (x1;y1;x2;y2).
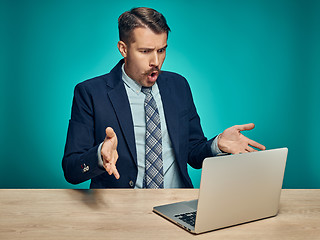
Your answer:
1;0;319;189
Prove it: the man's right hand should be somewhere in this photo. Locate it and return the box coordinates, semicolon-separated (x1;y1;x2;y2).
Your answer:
101;127;120;179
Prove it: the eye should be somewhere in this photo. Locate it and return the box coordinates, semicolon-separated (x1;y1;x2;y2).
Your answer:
158;48;166;53
140;49;150;53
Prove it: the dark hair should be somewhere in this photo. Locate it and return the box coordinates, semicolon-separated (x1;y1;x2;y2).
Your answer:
118;7;171;44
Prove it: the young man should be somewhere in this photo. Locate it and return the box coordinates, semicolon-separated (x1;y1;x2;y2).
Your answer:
62;7;265;188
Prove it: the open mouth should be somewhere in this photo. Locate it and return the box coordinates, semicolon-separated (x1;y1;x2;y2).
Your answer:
148;71;159;82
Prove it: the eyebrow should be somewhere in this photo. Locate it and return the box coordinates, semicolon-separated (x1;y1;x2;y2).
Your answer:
138;44;168;51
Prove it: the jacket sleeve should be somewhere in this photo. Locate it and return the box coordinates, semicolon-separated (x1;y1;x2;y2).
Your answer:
62;83;105;184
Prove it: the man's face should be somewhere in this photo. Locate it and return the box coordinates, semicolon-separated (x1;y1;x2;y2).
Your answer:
118;27;168;87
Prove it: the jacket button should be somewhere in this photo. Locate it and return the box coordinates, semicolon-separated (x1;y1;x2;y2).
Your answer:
129;180;134;187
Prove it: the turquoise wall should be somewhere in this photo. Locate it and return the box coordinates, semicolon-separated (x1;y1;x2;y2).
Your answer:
1;0;319;189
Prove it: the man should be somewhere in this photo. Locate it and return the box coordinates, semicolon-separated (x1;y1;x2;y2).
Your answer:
62;7;265;188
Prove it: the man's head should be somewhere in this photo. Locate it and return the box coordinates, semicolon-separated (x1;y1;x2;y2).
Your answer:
117;7;170;87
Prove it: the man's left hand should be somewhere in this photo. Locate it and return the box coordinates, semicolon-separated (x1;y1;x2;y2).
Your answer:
218;123;266;154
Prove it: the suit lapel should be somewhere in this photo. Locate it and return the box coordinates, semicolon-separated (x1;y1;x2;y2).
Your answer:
157;77;180;159
106;62;137;166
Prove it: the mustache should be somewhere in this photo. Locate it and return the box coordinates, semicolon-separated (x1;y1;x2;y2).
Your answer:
143;67;162;76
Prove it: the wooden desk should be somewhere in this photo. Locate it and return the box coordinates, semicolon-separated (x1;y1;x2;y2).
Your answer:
0;189;319;240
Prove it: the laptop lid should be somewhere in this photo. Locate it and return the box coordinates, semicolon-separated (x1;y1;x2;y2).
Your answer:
153;148;288;234
195;148;288;233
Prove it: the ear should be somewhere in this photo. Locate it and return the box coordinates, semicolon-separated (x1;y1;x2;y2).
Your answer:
117;41;128;58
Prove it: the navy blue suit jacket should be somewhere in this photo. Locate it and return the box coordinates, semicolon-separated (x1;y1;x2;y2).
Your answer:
62;60;215;188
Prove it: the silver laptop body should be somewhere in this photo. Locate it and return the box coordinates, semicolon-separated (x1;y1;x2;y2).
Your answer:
153;148;288;234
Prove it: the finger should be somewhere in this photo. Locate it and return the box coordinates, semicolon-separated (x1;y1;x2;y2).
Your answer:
104;162;112;175
248;139;266;150
105;127;116;140
235;123;255;132
246;146;258;152
105;127;118;151
103;151;119;175
103;162;120;179
110;164;120;179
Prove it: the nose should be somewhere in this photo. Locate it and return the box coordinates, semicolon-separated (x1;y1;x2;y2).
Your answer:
149;51;159;68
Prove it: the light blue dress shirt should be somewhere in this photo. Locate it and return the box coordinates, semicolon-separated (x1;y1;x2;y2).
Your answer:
98;64;222;188
121;65;184;188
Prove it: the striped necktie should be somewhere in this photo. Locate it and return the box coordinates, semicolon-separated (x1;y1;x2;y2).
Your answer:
141;87;164;188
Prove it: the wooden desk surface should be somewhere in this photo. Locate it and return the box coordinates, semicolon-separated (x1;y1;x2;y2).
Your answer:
0;189;319;240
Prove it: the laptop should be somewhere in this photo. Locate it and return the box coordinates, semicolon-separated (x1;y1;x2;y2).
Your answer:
153;148;288;234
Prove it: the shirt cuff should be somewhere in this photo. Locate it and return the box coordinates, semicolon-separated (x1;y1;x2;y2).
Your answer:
97;142;104;168
211;134;227;156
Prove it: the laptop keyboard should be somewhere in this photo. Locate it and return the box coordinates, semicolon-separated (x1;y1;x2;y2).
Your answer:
174;211;197;227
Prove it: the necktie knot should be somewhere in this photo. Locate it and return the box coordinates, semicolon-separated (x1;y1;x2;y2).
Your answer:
141;86;152;95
